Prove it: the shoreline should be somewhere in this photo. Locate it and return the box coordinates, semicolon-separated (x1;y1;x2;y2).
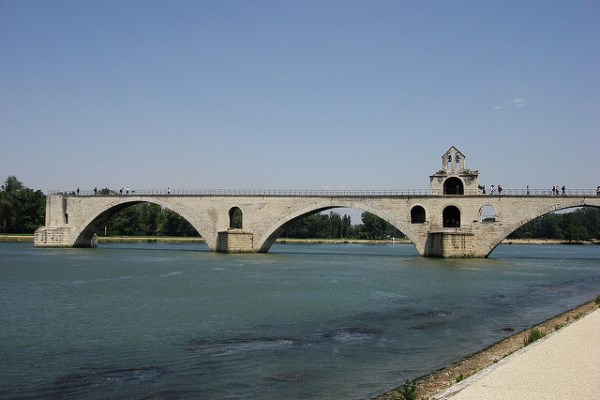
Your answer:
374;298;600;400
1;234;598;245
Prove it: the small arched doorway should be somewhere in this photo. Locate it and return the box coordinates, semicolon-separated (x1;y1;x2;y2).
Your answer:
443;206;461;228
443;177;464;195
229;207;243;229
411;206;426;223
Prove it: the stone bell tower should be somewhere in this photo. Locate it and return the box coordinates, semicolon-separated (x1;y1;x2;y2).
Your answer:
429;146;480;195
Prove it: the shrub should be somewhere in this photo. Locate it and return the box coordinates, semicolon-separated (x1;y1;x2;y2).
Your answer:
524;329;544;345
400;380;418;400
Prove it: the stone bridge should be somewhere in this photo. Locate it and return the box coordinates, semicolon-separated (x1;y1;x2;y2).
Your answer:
33;148;600;257
33;189;600;257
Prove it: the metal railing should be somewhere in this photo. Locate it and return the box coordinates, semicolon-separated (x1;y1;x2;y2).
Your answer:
48;188;600;197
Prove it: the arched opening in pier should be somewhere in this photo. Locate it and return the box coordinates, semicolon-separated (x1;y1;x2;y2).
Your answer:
443;206;461;228
229;207;243;229
411;206;426;223
444;178;464;195
480;205;497;223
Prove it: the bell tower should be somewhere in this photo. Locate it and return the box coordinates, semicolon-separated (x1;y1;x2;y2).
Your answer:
429;146;480;195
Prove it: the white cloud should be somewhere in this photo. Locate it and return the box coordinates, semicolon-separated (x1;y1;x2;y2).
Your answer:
495;98;525;110
513;98;525;108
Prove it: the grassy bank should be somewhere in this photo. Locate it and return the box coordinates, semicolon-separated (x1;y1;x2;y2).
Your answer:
0;234;34;242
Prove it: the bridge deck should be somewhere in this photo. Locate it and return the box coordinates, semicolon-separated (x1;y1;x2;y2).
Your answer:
52;188;598;197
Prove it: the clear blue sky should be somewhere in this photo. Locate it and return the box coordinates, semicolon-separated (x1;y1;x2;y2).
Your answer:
2;0;599;194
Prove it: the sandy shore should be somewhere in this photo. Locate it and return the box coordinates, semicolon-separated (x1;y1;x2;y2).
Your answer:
374;299;600;400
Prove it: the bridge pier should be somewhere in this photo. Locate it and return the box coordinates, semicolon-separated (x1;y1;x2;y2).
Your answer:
34;226;98;248
424;231;476;258
216;230;256;253
34;226;75;247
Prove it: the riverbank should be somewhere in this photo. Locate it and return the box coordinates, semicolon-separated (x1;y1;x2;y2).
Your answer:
2;234;598;245
374;298;600;400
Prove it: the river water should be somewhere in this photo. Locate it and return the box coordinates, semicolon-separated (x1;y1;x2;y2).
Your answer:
1;242;599;399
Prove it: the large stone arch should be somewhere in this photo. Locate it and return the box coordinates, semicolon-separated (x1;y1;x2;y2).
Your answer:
480;202;600;257
72;198;209;248
254;200;419;253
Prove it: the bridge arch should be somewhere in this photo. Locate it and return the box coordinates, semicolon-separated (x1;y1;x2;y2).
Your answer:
255;201;418;253
481;202;600;257
72;198;209;248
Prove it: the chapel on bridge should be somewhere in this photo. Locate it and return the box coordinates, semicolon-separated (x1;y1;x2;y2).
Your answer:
429;146;480;195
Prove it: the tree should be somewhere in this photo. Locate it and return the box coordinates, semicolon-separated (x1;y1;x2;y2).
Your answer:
0;176;46;233
359;212;402;239
102;203;198;237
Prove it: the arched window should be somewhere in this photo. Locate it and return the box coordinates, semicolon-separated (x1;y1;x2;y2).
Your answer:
229;207;243;229
443;206;461;228
444;177;464;195
411;206;426;223
480;205;497;223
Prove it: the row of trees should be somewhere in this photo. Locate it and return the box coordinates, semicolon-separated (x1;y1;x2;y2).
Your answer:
104;203;197;236
508;208;600;242
1;175;599;241
280;211;403;240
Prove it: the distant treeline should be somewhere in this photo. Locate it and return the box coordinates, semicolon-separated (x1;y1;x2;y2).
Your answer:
508;208;600;242
280;211;402;240
1;176;599;241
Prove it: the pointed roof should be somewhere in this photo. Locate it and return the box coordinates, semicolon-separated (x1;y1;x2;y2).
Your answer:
443;146;465;159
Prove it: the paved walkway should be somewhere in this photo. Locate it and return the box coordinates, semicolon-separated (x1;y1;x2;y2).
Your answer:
435;308;600;400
